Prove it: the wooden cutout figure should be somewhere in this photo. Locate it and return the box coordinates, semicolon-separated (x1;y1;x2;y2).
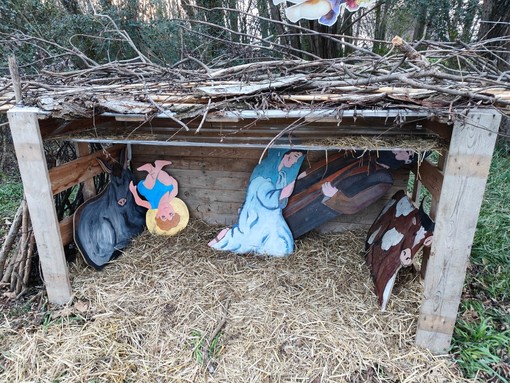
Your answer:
129;160;189;236
365;190;435;310
74;148;146;270
274;0;375;26
209;149;305;257
284;150;401;238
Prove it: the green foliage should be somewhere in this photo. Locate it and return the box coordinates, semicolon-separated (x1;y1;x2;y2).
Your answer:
469;147;510;301
383;0;481;43
189;329;223;365
452;300;510;381
0;0;182;72
452;147;510;381
0;180;23;218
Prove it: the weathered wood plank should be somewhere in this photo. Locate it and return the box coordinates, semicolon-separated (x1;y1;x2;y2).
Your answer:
414;158;444;202
193;211;238;226
416;110;501;354
75;142;97;200
419;150;446;278
163;169;251;191
49;145;122;195
131;144;265;160
59;216;74;246
179;186;247;204
7;107;72;304
132;155;259;173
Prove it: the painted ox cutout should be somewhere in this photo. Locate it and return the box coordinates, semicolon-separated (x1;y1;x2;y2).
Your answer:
74;148;147;270
209;149;305;257
365;190;435;310
273;0;375;26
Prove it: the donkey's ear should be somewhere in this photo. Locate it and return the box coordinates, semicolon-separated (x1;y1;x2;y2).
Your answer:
96;157;113;174
120;146;130;170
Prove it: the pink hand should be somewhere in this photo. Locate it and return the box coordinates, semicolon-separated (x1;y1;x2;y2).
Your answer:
280;181;296;199
321;182;338;198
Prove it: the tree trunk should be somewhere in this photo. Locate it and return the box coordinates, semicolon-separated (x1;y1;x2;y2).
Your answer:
60;0;80;14
373;0;389;53
342;12;354;57
412;1;428;42
269;3;291;50
478;0;510;70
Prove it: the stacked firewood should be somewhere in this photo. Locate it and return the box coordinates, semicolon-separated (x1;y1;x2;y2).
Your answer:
0;199;36;297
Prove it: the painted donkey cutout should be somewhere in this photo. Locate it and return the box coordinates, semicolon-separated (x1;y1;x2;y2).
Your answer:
74;148;146;270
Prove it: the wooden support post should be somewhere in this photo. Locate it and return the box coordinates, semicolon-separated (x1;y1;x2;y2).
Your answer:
416;110;501;354
7;107;72;305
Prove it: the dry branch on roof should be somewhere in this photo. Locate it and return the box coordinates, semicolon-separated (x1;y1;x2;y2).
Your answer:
1;31;510;122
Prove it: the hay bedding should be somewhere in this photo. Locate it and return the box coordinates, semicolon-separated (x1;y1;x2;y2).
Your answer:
0;220;469;383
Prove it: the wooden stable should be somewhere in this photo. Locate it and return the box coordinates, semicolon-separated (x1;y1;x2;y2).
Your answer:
6;105;501;354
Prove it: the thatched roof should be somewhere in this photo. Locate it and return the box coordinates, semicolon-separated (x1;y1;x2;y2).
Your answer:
1;37;508;149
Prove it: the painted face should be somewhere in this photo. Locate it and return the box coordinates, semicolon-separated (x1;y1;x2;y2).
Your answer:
281;151;303;168
400;248;412;266
156;203;175;221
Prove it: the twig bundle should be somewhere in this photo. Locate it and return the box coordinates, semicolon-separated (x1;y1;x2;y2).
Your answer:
0;199;36;297
0;32;509;124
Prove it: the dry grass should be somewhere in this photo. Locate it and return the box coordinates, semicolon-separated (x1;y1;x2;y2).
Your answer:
0;220;471;383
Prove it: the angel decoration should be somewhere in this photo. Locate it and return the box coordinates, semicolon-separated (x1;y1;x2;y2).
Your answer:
365;190;435;311
129;160;189;236
273;0;375;26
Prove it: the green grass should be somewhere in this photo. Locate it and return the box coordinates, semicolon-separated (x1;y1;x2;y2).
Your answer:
189;329;223;367
0;180;23;237
0;180;23;218
451;147;510;382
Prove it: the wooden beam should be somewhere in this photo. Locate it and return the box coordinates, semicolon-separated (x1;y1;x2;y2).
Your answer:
416;110;501;354
414;158;444;202
419;150;446;278
48;145;122;195
7;107;72;305
59;216;74;246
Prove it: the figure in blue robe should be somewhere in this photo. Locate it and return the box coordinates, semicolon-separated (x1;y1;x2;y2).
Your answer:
208;149;305;257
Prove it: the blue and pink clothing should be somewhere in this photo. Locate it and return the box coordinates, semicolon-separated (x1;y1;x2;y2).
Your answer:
137;179;174;208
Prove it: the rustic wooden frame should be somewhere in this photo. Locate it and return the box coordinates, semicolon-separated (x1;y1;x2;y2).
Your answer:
415;110;501;353
7;105;501;353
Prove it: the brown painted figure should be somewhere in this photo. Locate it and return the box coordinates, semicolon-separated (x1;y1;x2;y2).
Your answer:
284;151;396;238
365;190;435;310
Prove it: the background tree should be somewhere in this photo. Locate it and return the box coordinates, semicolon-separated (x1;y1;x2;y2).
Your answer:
1;0;508;70
477;0;510;70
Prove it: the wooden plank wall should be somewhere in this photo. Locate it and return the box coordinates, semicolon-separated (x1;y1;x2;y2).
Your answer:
130;145;410;232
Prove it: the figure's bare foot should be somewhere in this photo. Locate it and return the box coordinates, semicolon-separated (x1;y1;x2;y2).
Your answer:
208;228;229;247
